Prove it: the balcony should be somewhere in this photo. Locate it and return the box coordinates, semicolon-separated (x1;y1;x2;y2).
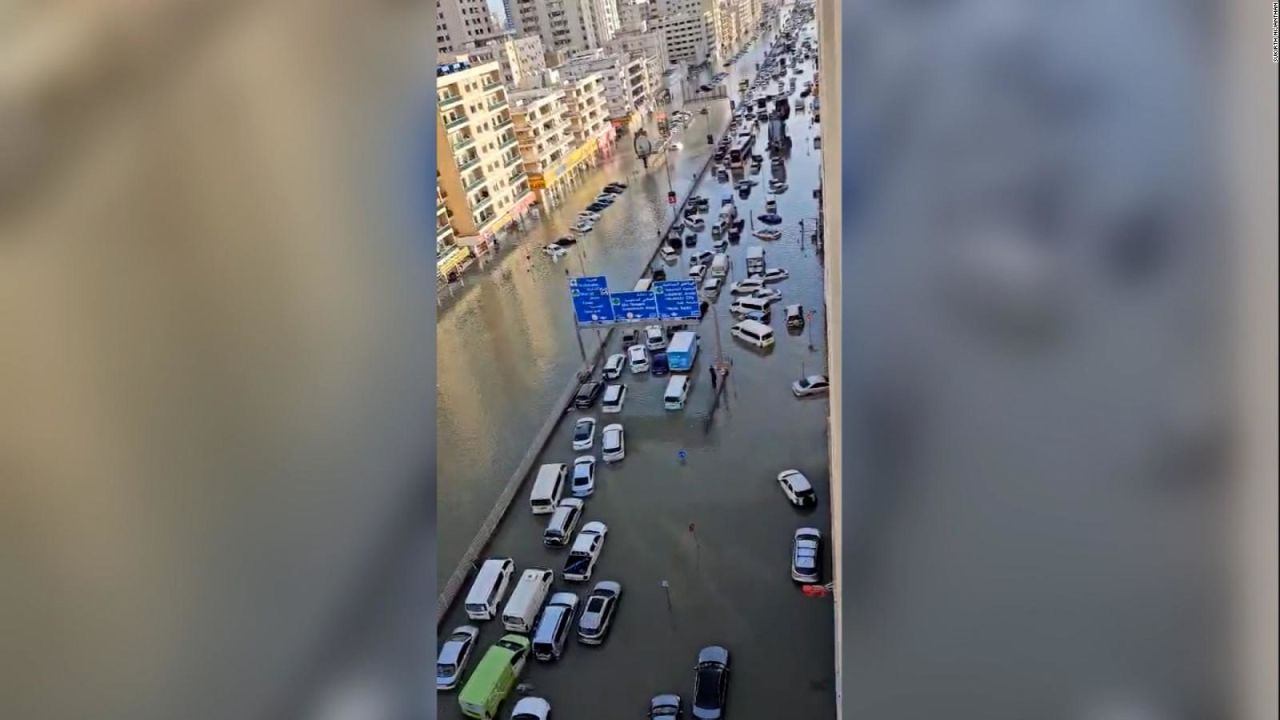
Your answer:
502;153;522;167
457;154;482;173
464;174;488;193
494;117;514;131
437;222;453;238
439;92;463;109
482;79;502;93
452;135;475;153
486;97;507;111
473;194;495;215
498;136;519;152
444;115;469;131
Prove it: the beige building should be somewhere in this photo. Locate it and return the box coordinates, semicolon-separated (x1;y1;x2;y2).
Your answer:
560;49;655;131
464;33;548;88
510;87;576;206
436;0;502;56
436;60;536;257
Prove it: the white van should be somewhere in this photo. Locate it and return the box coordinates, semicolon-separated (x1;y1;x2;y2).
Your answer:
664;375;692;410
645;325;667;351
463;557;515;621
601;383;627;413
634;278;653;292
731;319;776;348
529;463;568;515
746;246;766;274
501;568;554;633
711;253;729;278
730;296;770;317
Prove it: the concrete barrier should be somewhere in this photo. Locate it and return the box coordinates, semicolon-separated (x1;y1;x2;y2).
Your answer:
437;109;735;625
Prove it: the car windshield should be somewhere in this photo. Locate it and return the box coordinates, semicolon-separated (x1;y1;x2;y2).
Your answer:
436;662;455;678
574;466;590;481
574;423;591;440
603;433;619;450
565;555;590;573
694;666;723;707
585;596;606;614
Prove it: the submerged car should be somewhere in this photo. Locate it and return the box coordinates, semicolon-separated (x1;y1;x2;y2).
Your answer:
777;469;817;507
572;417;596;451
435;625;480;691
791;528;822;583
577;580;621;644
649;693;683;719
791;375;829;397
692;646;730;719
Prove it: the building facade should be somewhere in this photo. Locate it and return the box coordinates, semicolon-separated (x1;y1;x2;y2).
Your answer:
464;32;548;87
650;0;718;67
509;87;574;206
510;0;620;55
436;0;502;56
436;61;536;257
559;49;654;131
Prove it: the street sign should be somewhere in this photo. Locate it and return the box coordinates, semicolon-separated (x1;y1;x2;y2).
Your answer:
610;290;659;321
569;276;614;325
653;280;701;320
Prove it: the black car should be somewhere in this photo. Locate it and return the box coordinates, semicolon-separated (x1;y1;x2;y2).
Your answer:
652;268;667;282
554;235;577;247
692;646;730;719
587;202;606;211
667;235;683;250
684;234;697;247
573;381;603;409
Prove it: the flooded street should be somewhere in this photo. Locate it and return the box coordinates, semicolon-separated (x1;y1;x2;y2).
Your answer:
436;34;784;586
438;17;835;718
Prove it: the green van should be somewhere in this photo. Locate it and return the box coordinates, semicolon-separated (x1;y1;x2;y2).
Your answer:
457;634;531;719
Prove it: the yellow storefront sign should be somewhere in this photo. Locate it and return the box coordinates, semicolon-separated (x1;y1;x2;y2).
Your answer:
528;174;545;190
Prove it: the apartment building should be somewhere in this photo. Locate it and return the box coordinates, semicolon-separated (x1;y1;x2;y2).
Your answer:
650;0;718;66
509;87;576;206
436;61;536;257
437;175;473;281
559;49;655;131
510;0;620;55
464;33;548;87
436;0;502;56
607;27;669;77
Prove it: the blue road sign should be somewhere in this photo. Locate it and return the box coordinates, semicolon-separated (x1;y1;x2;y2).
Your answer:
610;291;659;321
653;280;701;320
570;276;614;325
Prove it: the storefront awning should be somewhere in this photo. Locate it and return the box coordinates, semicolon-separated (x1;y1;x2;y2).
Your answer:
436;246;471;278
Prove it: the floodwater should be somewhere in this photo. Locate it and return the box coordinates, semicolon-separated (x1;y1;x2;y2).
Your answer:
436;31;788;587
437;18;835;719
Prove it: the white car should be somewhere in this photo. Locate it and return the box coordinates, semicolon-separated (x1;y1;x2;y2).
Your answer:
601;423;626;463
688;264;707;282
628;344;649;374
563;521;608;582
730;277;766;295
603;353;626;380
760;267;789;283
573;220;594;233
511;697;552;720
752;287;783;304
777;469;818;507
572;417;596;451
571;455;596;497
435;625;480;691
543;244;567;258
601;383;627;413
702;276;723;298
660;245;679;263
791;375;830;397
578;211;601;222
645;325;667;351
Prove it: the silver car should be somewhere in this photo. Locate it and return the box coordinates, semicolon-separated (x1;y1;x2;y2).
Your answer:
650;693;683;718
435;625;479;691
577;580;621;644
791;528;822;583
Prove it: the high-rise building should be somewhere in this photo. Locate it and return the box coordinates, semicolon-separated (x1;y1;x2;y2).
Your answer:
435;60;536;256
649;0;718;67
464;33;548;88
510;0;620;55
436;0;502;56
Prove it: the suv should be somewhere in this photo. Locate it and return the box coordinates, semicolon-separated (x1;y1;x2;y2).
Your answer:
543;499;584;547
532;593;579;662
